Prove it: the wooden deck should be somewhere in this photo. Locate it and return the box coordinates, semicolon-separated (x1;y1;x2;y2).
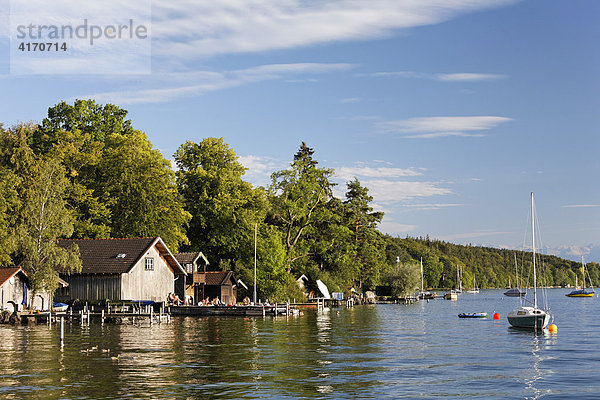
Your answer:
169;304;290;317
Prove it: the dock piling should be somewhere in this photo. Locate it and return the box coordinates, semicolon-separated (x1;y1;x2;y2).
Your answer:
60;317;64;348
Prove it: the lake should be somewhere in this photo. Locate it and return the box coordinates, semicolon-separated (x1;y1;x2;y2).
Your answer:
1;289;599;399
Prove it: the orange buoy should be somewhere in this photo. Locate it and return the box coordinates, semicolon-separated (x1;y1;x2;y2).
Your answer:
493;312;500;320
548;324;557;333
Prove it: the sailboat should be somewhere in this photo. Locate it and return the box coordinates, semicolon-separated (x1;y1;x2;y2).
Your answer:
418;257;437;300
507;193;551;330
504;253;526;297
455;265;463;294
466;268;479;293
566;256;595;297
444;264;460;300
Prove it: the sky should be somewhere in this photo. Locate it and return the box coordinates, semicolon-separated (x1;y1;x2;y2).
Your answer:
1;0;599;262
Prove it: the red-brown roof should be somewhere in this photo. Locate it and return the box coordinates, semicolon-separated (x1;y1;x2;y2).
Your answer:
0;267;27;286
204;271;235;286
56;238;185;275
173;252;210;266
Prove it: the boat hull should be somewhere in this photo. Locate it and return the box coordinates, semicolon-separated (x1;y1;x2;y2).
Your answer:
504;288;526;297
458;313;487;318
444;293;457;301
507;307;550;329
566;290;594;297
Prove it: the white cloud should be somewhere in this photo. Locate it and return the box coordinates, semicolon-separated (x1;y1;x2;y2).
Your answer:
76;63;354;104
561;204;600;208
149;0;518;60
400;203;464;211
340;97;361;104
378;116;513;138
336;166;422;181
366;179;451;202
378;221;418;235
365;71;507;82
439;230;513;241
238;154;285;188
437;73;506;81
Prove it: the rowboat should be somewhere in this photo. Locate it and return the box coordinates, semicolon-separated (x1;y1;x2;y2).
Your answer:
458;312;487;318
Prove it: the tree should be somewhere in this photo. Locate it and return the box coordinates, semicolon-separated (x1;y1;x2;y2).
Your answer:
174;138;266;266
16;158;81;296
100;130;190;251
268;142;335;270
385;262;420;297
28;100;190;251
0;167;20;265
343;178;386;290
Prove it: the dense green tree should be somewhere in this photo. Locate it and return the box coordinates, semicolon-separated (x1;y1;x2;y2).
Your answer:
100;130;190;251
268;142;335;269
28;100;190;251
385;262;420;297
0;167;20;265
15;158;82;296
175;138;266;266
343;178;386;290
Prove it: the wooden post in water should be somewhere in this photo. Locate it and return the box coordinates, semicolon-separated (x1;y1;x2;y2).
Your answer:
274;303;277;317
150;307;153;325
101;309;105;324
262;303;265;317
80;310;84;326
87;308;90;325
60;316;64;348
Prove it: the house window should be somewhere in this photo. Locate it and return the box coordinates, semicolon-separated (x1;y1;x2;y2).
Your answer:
186;263;193;273
145;257;154;271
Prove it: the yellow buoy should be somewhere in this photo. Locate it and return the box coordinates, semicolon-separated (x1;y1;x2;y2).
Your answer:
548;324;557;333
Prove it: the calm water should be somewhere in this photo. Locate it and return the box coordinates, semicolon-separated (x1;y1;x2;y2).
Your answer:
1;289;600;399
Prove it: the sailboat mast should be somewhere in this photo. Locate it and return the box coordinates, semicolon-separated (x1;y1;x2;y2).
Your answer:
531;192;537;309
420;257;424;293
254;222;257;304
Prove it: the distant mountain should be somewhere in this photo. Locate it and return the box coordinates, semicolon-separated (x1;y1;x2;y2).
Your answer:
542;244;600;264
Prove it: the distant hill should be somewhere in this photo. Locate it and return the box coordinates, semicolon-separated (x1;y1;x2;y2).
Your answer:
384;236;599;290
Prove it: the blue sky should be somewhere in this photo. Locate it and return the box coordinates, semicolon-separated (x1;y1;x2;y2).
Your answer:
1;0;599;261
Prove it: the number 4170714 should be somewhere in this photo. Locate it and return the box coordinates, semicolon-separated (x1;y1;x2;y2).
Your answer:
18;42;67;51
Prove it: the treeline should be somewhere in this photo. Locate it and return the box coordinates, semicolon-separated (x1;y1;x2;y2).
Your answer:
0;100;593;300
386;236;600;290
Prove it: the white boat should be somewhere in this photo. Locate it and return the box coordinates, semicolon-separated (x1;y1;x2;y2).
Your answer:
455;265;463;294
418;257;438;300
566;256;595;297
507;193;551;330
504;254;526;297
466;269;479;293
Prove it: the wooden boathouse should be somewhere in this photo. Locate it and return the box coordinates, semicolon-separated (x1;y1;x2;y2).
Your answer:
55;237;186;303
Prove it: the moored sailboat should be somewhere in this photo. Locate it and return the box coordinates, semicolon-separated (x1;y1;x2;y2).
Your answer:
507;193;551;330
418;257;437;300
566;256;595;297
504;254;526;297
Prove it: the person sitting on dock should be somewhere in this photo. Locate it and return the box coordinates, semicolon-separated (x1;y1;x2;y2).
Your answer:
168;293;182;305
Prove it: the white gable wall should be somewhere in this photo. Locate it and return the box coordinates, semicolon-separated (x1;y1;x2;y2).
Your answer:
121;244;174;302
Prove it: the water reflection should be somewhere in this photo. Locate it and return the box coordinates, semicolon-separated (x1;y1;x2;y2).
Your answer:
1;291;596;399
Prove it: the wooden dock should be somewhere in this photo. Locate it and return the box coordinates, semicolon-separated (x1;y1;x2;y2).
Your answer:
169;304;291;317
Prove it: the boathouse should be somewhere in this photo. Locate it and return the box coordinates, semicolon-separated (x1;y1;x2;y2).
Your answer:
55;237;186;303
0;267;57;311
173;251;209;303
200;271;238;305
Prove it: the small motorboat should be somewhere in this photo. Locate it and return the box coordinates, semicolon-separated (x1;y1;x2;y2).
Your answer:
52;302;69;312
458;312;488;318
444;291;457;301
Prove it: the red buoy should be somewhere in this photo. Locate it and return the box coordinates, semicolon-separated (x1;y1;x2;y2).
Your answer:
493;312;500;320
